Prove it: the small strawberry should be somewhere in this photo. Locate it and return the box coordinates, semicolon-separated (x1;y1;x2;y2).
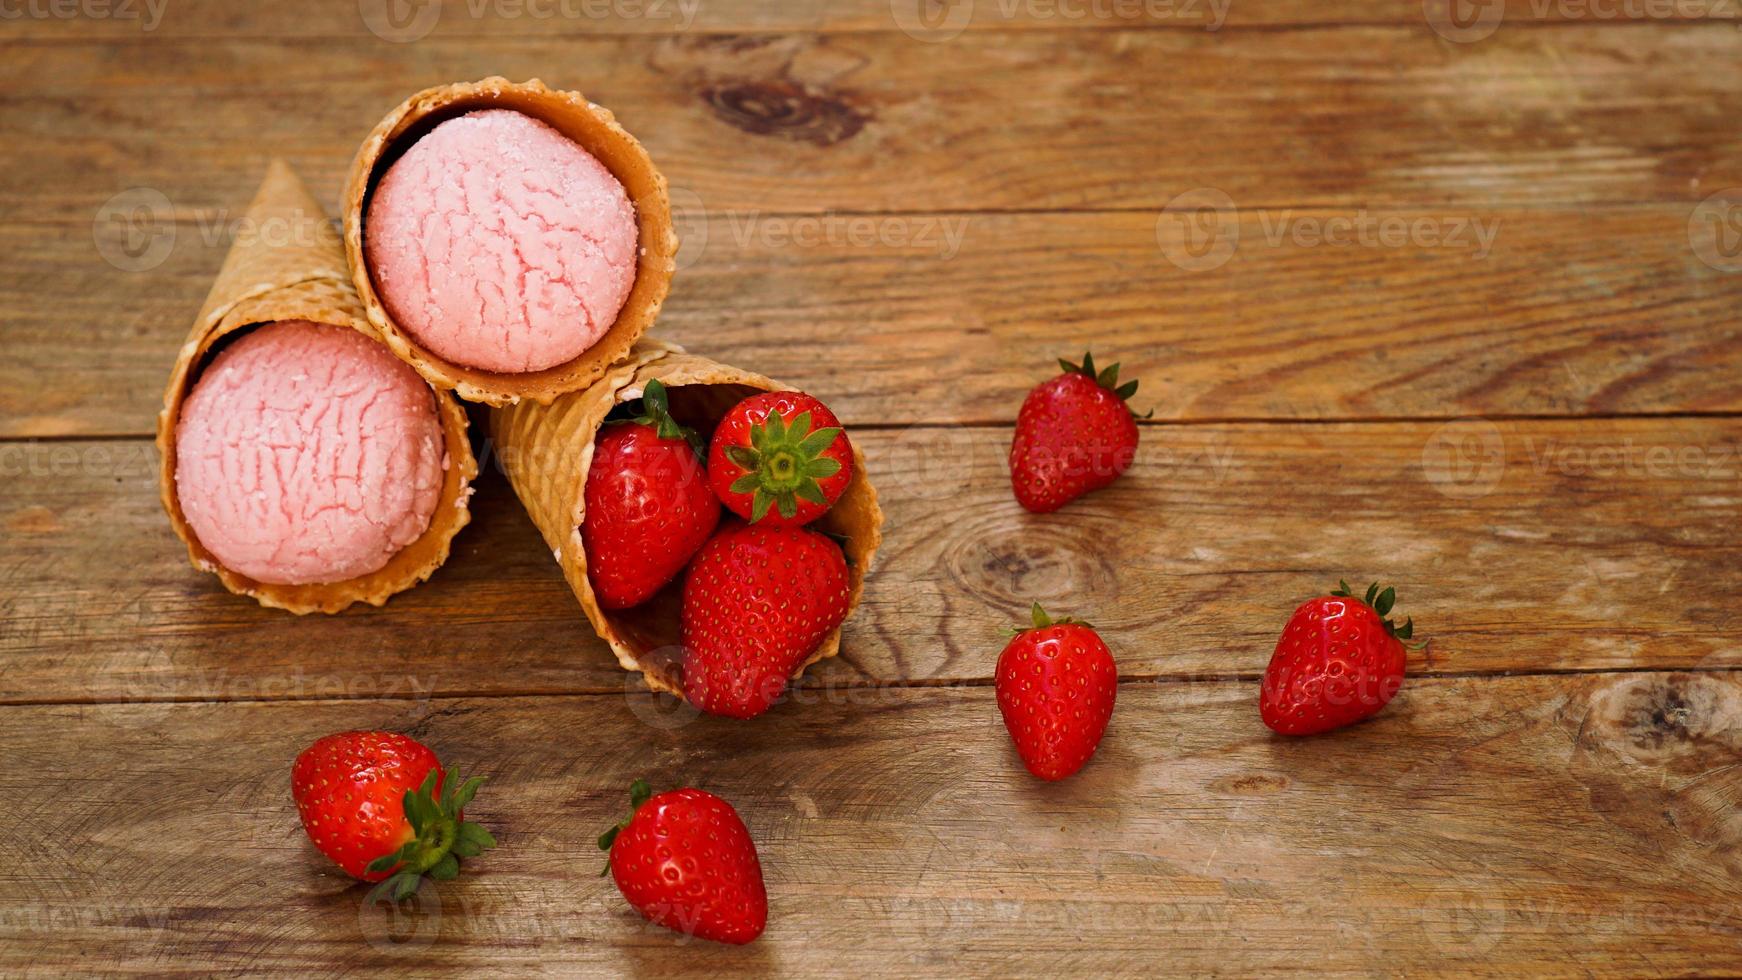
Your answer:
995;603;1118;781
583;379;721;608
1260;580;1421;736
1009;352;1143;513
681;520;850;718
291;730;496;901
707;391;853;526
599;780;767;945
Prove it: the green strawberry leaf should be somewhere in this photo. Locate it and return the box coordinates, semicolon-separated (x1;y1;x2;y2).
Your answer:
451;776;486;813
458;822;496;851
428;854;460;881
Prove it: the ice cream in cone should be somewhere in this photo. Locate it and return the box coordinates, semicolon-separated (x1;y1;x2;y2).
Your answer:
344;77;678;407
157;160;476;614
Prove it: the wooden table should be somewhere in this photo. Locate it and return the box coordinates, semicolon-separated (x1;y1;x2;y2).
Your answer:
4;1;1742;974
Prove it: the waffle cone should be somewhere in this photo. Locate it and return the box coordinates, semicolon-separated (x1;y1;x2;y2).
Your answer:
489;343;884;697
157;160;477;615
343;77;678;407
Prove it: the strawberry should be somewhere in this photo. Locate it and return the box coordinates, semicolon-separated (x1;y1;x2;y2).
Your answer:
1259;580;1421;736
599;780;767;945
1009;352;1143;513
994;603;1118;781
583;379;721;608
707;391;853;526
681;520;850;718
290;730;496;901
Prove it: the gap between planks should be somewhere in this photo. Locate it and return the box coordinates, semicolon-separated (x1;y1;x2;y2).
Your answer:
8;664;1742;711
11;409;1742;445
5;16;1734;46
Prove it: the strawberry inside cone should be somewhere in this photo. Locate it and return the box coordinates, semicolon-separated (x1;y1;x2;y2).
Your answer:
707;391;853;526
583;379;720;610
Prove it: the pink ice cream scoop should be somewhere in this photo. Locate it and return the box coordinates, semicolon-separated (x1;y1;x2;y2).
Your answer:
174;320;446;586
364;108;639;375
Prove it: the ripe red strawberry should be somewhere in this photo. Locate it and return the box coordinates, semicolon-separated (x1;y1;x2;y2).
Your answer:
291;730;496;901
583;379;721;608
681;520;850;718
599;780;767;945
1009;352;1143;513
707;391;853;526
995;604;1118;781
1260;580;1420;736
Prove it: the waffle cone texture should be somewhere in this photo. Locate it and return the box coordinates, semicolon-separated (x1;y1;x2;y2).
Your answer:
489;344;884;697
343;77;678;407
157;160;477;614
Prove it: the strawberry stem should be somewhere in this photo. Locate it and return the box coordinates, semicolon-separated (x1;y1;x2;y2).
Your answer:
1329;579;1428;649
608;379;704;455
1008;601;1093;634
363;768;496;904
725;409;844;523
1057;352;1150;418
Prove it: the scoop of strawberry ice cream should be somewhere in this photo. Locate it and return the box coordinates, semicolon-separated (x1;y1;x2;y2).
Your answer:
174;320;446;585
364;108;639;374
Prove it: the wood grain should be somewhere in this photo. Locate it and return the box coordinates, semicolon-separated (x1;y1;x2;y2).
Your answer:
2;675;1739;974
2;0;1733;39
23;204;1742;438
5;417;1738;705
4;25;1741;226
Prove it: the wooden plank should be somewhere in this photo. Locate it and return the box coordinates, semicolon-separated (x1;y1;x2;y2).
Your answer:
2;0;1733;40
5;418;1739;705
20;205;1742;439
1;675;1738;974
3;26;1740;225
